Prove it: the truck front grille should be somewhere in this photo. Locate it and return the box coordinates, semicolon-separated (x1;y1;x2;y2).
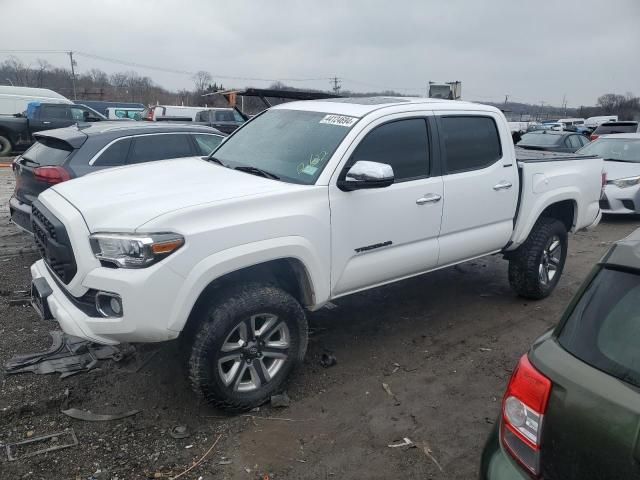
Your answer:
31;201;77;284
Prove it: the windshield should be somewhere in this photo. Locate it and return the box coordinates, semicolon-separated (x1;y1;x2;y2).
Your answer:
558;268;640;388
517;132;562;146
577;138;640;162
211;109;357;184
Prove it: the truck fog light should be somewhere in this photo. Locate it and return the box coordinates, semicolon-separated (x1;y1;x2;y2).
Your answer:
96;292;123;318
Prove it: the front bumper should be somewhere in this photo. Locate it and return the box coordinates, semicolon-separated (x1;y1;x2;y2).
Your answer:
30;259;184;345
9;195;33;234
600;184;640;214
480;424;529;480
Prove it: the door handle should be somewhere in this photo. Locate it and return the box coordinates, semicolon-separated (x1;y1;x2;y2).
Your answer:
42;121;51;125
416;193;441;205
493;181;513;191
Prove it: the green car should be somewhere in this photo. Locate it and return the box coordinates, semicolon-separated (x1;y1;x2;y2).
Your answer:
481;228;640;479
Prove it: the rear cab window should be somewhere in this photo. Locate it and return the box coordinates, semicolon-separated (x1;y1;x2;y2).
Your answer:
22;137;74;165
558;267;640;388
440;116;502;173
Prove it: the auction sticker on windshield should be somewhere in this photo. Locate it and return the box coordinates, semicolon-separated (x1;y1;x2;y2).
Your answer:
320;114;358;127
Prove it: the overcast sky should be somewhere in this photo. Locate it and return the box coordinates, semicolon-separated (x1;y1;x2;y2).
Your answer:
2;0;639;106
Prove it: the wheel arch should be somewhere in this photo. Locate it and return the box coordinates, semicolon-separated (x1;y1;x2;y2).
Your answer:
167;237;327;334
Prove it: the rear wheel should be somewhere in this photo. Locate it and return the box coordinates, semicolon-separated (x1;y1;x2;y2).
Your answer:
508;217;568;299
0;135;12;157
188;283;308;412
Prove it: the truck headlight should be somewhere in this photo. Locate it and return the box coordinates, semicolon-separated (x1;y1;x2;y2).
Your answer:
89;233;184;268
608;175;640;189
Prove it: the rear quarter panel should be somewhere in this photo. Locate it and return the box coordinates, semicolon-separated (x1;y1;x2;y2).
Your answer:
509;157;602;248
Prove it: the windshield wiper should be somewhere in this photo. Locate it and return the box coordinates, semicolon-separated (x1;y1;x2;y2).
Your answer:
234;165;280;180
604;158;634;162
204;156;227;167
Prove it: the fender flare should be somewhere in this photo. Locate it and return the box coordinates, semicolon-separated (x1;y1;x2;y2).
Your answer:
166;236;329;332
509;187;580;249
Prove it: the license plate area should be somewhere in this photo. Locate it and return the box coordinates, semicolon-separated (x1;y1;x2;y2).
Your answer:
31;277;53;320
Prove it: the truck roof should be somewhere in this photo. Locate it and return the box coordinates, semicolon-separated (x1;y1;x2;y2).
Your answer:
272;96;498;118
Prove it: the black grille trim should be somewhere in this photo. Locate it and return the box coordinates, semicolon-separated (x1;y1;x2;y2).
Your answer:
31;200;77;284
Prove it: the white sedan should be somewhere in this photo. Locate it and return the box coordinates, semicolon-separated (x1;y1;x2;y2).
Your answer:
577;133;640;214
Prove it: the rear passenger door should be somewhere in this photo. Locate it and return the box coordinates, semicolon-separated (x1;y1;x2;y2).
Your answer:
127;134;196;164
436;113;518;266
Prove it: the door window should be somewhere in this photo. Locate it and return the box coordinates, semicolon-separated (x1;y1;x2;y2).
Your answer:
568;135;582;149
128;134;193;164
39;105;71;120
440;116;502;173
93;138;131;166
350;118;429;181
193;134;223;155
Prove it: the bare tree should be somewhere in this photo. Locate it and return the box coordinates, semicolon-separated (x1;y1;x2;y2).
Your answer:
192;70;212;93
35;59;52;87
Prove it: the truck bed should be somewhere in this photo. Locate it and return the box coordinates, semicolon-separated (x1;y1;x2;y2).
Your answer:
515;147;598;163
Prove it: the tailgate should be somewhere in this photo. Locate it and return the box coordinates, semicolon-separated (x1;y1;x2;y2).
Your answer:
532;340;640;479
510;153;602;247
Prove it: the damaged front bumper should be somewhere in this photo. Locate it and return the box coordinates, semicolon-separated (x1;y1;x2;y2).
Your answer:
30;260;181;345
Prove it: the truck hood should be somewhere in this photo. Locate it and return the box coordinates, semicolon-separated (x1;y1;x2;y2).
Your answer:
51;157;297;231
603;160;640;180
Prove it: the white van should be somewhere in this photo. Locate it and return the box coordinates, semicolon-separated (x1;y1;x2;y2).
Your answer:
142;105;212;121
0;86;72;115
106;107;144;120
557;118;585;127
585;115;618;128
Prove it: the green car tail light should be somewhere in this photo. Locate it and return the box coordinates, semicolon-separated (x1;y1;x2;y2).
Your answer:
500;354;552;477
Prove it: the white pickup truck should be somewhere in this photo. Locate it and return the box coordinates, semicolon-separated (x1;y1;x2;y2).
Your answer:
29;98;603;411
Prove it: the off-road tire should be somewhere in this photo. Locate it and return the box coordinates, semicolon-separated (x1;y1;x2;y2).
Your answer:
508;217;568;300
0;135;12;157
188;283;308;412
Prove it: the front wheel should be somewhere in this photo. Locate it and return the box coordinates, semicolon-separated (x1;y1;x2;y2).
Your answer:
508;217;568;299
188;284;308;412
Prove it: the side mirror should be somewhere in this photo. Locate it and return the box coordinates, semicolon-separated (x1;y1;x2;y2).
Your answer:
337;160;394;191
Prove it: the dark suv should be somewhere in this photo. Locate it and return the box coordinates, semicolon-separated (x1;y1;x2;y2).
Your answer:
481;228;640;479
10;122;225;233
590;121;640;141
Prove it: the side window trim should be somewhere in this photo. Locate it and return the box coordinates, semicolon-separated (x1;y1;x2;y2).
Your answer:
435;114;504;175
339;116;433;184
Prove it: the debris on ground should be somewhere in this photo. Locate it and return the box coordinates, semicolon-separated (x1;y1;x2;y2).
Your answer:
382;382;401;406
5;428;78;461
421;443;444;472
320;353;337;368
169;425;191;439
387;437;415;449
217;458;232;465
169;434;222;479
479;347;492;352
4;331;132;378
61;407;140;422
270;392;290;408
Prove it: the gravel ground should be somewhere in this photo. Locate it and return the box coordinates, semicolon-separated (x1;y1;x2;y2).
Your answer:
0;167;638;479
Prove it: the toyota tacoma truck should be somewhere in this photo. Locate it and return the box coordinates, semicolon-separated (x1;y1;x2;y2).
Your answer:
28;98;603;411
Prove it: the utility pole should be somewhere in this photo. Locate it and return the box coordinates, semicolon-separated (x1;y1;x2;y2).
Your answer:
561;94;567;116
503;94;509;108
330;76;341;95
68;51;77;100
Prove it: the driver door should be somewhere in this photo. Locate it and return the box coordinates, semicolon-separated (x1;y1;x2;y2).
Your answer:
329;115;443;297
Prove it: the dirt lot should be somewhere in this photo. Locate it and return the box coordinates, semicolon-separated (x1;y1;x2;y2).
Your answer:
1;166;639;480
